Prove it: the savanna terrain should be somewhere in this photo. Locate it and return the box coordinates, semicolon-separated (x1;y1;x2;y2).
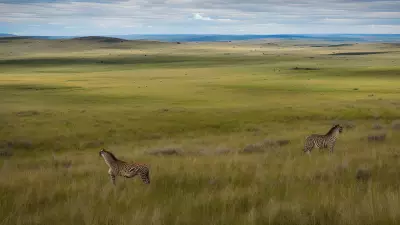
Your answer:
0;36;400;225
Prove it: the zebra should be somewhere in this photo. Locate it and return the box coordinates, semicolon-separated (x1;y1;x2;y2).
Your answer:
303;124;343;154
99;148;150;185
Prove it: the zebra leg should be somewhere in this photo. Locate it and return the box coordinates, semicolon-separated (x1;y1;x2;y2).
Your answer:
328;143;335;153
304;148;312;155
108;168;116;185
110;174;116;185
139;170;150;184
303;141;313;154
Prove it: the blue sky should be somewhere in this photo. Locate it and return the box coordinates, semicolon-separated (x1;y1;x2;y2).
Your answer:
0;0;399;35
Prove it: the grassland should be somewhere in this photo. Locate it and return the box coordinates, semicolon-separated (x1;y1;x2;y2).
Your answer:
0;37;400;225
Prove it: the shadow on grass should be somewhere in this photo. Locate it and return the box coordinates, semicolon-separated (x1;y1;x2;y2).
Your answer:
329;51;391;56
0;83;167;106
0;84;82;91
0;55;290;69
312;44;354;47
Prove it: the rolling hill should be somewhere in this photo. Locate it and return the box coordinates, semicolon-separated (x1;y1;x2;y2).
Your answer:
1;33;399;43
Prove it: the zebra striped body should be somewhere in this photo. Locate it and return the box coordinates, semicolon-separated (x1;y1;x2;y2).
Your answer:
99;149;150;185
303;124;343;154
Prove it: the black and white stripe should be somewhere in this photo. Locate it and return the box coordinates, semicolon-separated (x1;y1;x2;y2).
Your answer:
99;149;150;185
303;124;343;154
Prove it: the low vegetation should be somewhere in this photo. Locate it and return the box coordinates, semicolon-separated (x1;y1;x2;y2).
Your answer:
0;37;400;225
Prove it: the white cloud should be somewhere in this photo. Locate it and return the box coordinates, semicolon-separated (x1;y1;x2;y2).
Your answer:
193;13;212;21
192;13;236;22
216;18;234;22
323;18;357;23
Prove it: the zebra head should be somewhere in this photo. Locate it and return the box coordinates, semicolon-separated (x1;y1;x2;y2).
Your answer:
99;148;118;161
99;148;106;157
333;124;343;133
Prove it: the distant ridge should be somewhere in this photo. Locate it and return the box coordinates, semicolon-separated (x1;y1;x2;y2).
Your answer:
113;34;400;42
1;34;399;43
72;36;127;43
0;33;17;37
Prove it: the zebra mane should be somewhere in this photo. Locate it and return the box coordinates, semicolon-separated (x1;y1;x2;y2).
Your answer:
104;150;118;161
326;124;340;135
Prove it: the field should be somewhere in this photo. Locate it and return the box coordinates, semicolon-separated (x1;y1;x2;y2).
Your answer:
0;37;400;225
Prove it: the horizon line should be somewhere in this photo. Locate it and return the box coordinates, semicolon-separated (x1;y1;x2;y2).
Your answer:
2;33;400;37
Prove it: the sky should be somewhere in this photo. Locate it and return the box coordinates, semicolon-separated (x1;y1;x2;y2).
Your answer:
0;0;400;36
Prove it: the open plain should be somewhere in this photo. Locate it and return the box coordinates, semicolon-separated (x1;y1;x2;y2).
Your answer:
0;37;400;225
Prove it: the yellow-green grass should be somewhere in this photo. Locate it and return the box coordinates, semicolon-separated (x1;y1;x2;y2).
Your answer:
0;38;400;225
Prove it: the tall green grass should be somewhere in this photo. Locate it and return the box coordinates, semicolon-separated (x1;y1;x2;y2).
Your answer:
0;39;400;225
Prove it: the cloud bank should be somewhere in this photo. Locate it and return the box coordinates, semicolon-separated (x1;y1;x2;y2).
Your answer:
0;0;399;35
